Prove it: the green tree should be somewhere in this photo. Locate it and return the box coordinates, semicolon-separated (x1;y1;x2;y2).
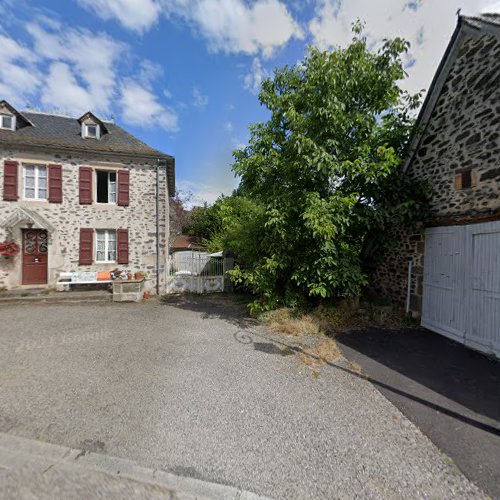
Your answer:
227;24;429;309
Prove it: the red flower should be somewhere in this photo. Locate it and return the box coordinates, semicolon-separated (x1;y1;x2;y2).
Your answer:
0;241;20;257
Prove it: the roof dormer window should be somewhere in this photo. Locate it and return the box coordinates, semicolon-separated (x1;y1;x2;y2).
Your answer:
0;114;15;131
83;123;100;139
78;111;106;140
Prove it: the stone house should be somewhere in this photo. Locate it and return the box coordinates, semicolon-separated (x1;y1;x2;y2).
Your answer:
374;13;500;357
0;101;175;292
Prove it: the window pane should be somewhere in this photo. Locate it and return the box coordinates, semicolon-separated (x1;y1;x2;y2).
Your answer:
25;176;35;188
96;171;109;203
25;188;35;199
25;166;35;176
108;231;116;261
108;173;117;203
37;166;47;178
38;189;47;199
38;176;47;189
96;251;105;261
96;231;106;243
2;115;12;129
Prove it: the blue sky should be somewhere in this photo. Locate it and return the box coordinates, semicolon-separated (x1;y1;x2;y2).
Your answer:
1;0;499;205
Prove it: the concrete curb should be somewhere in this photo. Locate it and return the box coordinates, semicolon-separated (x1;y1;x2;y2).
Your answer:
0;432;270;499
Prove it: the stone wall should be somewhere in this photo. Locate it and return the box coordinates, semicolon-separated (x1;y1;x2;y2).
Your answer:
372;31;500;314
0;147;170;291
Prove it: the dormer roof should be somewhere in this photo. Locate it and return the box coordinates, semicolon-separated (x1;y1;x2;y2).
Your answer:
77;111;108;134
0;100;34;128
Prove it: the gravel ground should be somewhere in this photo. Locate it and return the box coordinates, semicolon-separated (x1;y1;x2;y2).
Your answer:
0;295;484;499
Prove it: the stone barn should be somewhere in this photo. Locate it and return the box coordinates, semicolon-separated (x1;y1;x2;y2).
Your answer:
373;13;500;357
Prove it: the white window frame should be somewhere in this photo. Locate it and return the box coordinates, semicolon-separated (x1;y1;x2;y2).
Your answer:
23;164;48;201
95;229;117;263
95;170;117;204
82;123;100;139
0;114;15;131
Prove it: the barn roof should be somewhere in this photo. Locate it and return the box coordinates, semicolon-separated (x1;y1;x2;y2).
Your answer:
403;13;500;172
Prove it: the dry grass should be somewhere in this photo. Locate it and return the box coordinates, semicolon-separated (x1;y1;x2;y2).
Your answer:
299;339;342;367
262;303;404;339
260;302;406;374
261;308;342;373
264;308;322;337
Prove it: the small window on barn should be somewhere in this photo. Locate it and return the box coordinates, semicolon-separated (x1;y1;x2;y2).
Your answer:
96;170;117;203
461;170;472;189
454;169;473;190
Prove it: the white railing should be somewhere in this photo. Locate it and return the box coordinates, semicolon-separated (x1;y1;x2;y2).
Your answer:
168;251;223;277
166;251;226;294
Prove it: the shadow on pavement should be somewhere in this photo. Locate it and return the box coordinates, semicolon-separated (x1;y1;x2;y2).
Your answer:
335;327;500;498
335;328;500;424
159;293;258;330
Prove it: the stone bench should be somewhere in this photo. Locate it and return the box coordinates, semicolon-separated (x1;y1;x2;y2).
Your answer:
56;272;113;292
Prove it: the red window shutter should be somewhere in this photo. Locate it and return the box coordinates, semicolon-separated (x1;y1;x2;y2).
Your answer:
79;167;92;204
79;228;93;265
3;160;18;201
117;170;129;206
48;164;63;203
117;229;129;264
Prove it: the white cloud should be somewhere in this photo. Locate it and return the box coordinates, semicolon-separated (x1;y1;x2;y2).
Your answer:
77;0;162;33
176;178;238;207
309;0;500;96
189;0;303;57
224;121;233;132
120;80;179;132
192;86;208;108
0;14;179;131
41;62;94;113
243;57;268;94
78;0;302;57
27;21;123;114
0;34;40;106
138;59;164;86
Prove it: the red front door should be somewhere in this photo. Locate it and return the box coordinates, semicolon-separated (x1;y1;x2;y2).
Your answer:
22;229;48;285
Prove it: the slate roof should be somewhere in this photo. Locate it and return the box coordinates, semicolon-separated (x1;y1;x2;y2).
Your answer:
0;110;172;160
464;13;500;29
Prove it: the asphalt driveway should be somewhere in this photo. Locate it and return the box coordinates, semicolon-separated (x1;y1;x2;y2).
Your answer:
336;328;500;499
0;295;483;498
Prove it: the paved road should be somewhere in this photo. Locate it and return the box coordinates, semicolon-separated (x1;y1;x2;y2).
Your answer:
0;431;265;499
0;296;483;498
336;328;500;499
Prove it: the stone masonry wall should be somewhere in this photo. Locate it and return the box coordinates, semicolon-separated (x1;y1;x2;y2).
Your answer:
373;31;500;314
0;147;169;291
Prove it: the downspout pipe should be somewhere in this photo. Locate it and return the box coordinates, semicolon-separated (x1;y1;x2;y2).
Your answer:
156;159;160;295
406;260;413;315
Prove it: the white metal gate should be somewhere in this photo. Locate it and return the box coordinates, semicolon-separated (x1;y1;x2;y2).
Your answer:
165;251;225;294
422;221;500;357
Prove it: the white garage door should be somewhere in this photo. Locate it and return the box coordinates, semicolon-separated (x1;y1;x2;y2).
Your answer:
422;221;500;357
